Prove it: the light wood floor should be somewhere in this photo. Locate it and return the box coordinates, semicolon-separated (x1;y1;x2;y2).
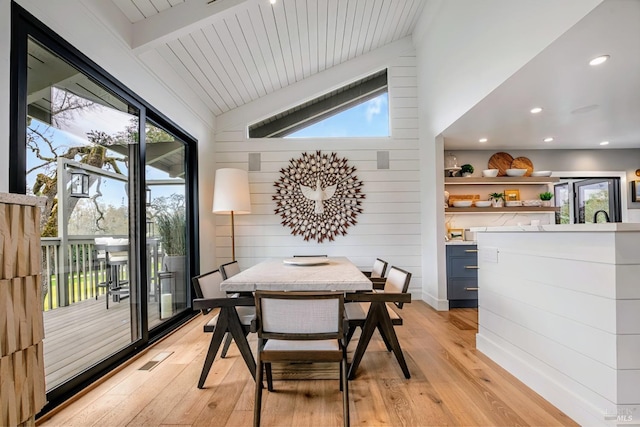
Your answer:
43;296;163;390
37;301;577;426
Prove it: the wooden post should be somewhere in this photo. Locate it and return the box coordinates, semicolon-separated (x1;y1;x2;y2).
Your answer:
0;193;47;426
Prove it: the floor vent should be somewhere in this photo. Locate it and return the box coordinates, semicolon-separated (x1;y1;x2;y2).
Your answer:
138;351;173;371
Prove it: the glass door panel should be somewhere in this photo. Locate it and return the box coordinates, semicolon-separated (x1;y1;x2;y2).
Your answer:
574;178;621;223
26;37;140;391
144;120;188;329
554;183;570;224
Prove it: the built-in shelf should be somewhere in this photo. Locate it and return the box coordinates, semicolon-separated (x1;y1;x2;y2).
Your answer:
445;177;559;185
445;207;559;213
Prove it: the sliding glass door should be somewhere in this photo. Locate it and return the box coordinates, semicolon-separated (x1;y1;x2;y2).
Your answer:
25;37;143;390
144;120;188;329
11;4;198;407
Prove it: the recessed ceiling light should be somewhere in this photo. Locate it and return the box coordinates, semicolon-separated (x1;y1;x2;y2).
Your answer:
530;107;543;114
478;138;488;143
543;137;554;142
269;0;276;4
599;141;609;146
589;55;609;66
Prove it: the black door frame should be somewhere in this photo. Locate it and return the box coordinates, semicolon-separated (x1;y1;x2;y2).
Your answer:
9;2;200;414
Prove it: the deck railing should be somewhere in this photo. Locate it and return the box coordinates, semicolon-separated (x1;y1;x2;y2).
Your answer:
41;236;161;311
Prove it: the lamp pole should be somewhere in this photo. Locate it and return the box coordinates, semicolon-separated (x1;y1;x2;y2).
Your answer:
231;210;236;261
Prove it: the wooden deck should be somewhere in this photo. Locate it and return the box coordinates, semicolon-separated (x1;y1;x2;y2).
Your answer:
38;302;578;426
43;297;161;391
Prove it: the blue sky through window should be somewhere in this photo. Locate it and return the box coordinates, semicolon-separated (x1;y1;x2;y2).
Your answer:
286;92;389;138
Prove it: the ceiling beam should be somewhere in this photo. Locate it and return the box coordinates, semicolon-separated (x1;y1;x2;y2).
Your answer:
131;0;252;54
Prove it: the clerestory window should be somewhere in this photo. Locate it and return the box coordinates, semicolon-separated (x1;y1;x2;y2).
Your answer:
249;69;389;138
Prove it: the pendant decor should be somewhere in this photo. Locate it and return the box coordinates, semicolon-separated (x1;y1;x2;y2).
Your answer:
273;151;365;243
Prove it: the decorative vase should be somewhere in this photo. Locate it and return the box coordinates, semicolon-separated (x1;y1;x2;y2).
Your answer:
541;200;553;207
492;199;504;208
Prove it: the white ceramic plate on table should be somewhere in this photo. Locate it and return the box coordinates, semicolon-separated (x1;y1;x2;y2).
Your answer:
283;257;330;266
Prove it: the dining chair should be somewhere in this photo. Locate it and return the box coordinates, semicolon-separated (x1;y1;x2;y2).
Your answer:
191;270;256;388
219;260;241;279
253;291;349;427
361;258;388;283
94;237;130;309
220;260;254;300
192;268;238;358
345;266;412;379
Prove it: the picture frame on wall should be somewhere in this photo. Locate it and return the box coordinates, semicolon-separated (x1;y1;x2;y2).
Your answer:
448;228;464;241
633;181;640;202
504;189;520;201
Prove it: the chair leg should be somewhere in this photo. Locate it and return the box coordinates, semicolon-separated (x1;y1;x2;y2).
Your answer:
345;326;357;346
378;324;393;352
197;314;228;389
265;363;273;391
221;333;233;358
378;307;411;379
254;359;264;427
341;352;350;427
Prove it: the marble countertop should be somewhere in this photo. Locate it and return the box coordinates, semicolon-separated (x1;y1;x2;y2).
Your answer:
471;223;640;233
0;192;46;207
221;256;373;292
445;240;477;245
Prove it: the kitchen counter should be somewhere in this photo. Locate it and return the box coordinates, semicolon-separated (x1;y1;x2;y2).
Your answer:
471;223;640;232
445;240;476;245
473;224;640;426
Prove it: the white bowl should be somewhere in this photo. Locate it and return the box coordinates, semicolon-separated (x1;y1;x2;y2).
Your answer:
506;168;527;177
505;200;523;207
475;201;492;207
452;200;473;208
531;170;552;177
482;169;499;177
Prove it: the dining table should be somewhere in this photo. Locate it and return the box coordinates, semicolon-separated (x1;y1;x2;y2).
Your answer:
220;256;372;292
220;256;410;380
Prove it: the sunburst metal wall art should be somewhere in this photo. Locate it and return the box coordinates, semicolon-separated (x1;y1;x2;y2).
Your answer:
273;151;365;243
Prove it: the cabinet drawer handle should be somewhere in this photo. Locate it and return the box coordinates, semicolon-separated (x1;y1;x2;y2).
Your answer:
464;249;478;253
465;287;479;291
464;265;479;269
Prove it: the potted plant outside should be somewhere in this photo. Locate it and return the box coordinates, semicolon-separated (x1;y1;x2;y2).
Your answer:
156;209;187;316
461;164;474;177
539;191;554;207
489;192;504;208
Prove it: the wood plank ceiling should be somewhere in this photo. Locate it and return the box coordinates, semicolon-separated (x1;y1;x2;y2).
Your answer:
112;0;425;117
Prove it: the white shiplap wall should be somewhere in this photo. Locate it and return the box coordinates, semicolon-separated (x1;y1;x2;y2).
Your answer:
213;53;422;295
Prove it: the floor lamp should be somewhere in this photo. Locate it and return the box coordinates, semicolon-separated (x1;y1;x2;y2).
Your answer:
212;168;251;261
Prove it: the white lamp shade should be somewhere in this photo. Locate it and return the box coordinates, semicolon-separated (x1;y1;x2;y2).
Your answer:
212;168;251;214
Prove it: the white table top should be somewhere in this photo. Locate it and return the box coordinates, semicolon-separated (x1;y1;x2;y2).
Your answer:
220;257;373;292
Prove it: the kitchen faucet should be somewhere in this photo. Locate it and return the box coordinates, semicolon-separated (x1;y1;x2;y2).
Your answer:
593;209;610;223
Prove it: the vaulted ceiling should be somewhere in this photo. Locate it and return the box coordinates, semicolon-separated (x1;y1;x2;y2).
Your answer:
442;0;640;150
110;0;425;117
